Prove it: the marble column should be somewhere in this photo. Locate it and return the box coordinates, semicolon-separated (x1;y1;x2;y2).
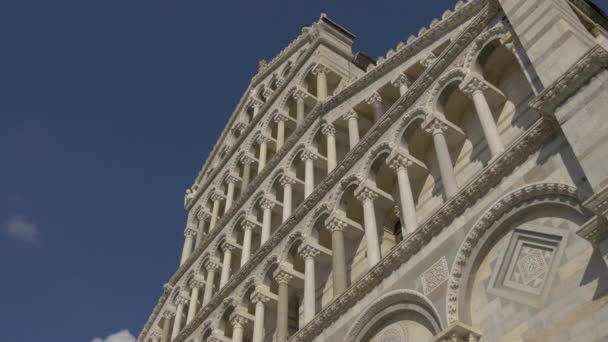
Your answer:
195;210;211;248
257;136;269;173
202;260;220;306
300;245;320;324
186;277;205;324
366;92;384;123
461;75;504;157
391;73;411;96
343;110;360;149
240;221;255;265
251;291;270;342
260;198;275;244
160;311;174;342
355;187;382;266
322;123;337;172
301;150;317;198
209;193;224;230
280;175;296;223
171;294;189;340
219;242;235;288
325;217;348;295
425;119;458;198
180;226;197;266
275;271;293;342
294;90;307;125
387;153;418;235
230;315;247;342
224;176;238;212
275;115;288;149
240;155;255;190
313;64;329;101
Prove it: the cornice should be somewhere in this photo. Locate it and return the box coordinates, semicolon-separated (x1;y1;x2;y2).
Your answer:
138;1;496;340
530;45;608;119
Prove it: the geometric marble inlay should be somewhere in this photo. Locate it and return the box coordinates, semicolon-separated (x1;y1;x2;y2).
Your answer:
421;256;449;295
488;224;568;308
371;322;407;342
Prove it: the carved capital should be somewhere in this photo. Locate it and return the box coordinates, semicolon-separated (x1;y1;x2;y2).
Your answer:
196;208;212;222
423;117;449;135
260;197;276;210
162;309;175;319
210;191;226;203
279;174;297;187
240;153;256;165
175;291;190;305
221;240;237;252
300;150;318;162
248;98;264;110
391;73;411;88
459;73;489;98
230;312;249;328
224;173;240;185
205;259;221;272
251;290;271;304
189;275;206;289
321;122;336;137
325;216;347;232
311;63;330;76
343;109;358;121
262;87;274;99
273;112;290;123
184;226;198;237
365;91;383;105
275;270;293;284
387;151;413;172
299;244;322;259
150;329;162;339
292;88;309;101
355;185;379;203
421;52;438;68
256;134;272;144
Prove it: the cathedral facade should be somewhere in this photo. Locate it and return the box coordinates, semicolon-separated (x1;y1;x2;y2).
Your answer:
137;0;608;341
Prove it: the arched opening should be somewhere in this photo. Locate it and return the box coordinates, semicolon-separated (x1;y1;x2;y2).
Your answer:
336;183;367;283
368;151;400;254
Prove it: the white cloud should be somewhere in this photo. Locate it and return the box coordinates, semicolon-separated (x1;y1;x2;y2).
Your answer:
91;330;136;342
5;215;40;244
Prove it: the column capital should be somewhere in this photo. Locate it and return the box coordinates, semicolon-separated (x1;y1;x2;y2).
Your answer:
365;91;383;105
240;153;256;165
184;226;198;237
355;185;380;203
242;219;257;232
292;88;310;101
196;208;212;222
230;312;250;328
279;174;297;187
262;87;274;99
274;270;293;284
300;149;318;162
175;291;190;305
423;117;449;135
325;215;348;232
311;63;330;75
321;122;336;137
232;121;247;135
299;244;322;260
256;134;272;144
273;111;290;123
224;173;241;185
343;109;358;121
260;197;276;210
209;190;226;203
189;275;206;289
205;258;222;272
221;239;238;252
391;73;411;88
387;150;413;172
459;73;489;98
420;52;437;68
248;98;264;110
162;309;176;319
251;288;272;304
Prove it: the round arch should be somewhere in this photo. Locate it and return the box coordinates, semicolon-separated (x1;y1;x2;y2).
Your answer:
344;289;443;342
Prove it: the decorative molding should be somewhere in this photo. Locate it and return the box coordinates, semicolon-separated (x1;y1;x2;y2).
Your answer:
445;182;585;324
530;45;608;119
421;256;449;295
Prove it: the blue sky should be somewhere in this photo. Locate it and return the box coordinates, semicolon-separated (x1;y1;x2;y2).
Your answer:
1;1;606;342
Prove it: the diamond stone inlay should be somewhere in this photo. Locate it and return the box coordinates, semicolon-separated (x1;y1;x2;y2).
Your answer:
513;246;549;288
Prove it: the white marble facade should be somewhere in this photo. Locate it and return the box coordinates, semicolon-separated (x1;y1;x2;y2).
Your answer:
139;1;608;341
